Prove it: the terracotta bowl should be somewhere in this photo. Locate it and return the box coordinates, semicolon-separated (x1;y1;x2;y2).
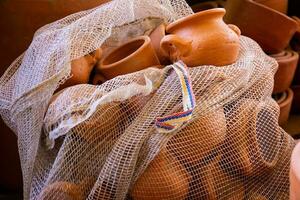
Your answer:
274;88;294;126
291;85;300;114
149;24;170;65
290;142;300;200
271;50;299;94
38;181;83;200
130;149;190;200
253;0;288;14
225;0;298;54
99;36;160;79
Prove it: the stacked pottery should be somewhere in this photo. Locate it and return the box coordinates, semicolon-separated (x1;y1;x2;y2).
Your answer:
225;0;299;126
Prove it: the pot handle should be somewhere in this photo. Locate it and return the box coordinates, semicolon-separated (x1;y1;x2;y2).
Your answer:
228;24;241;36
160;34;192;62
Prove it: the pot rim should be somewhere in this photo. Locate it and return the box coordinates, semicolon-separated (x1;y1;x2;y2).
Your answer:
166;8;225;33
271;50;299;62
100;35;150;70
277;88;294;107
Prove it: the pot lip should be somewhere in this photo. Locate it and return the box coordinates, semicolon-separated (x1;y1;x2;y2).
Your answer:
277;88;294;107
100;35;150;70
166;8;225;33
271;50;299;62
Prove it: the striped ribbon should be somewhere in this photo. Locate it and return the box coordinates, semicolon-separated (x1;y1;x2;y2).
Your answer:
155;61;196;133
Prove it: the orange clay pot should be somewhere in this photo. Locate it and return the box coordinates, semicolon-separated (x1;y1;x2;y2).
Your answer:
99;36;160;79
290;142;300;200
130;149;190;200
160;8;241;67
38;181;84;200
254;0;288;14
167;107;226;167
58;48;102;91
271;50;299;94
149;24;170;65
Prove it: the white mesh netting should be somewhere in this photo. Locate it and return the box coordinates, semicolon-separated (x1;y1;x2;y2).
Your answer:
0;0;295;199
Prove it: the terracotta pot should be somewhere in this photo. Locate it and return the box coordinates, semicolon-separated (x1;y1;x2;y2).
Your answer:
291;85;300;114
190;155;245;199
225;0;298;54
58;48;102;91
130;149;190;200
160;8;241;67
254;0;288;14
191;1;219;12
275;88;294;126
149;24;170;65
290;142;300;200
221;99;281;177
99;36;160;79
271;50;299;94
167;107;226;166
38;181;84;200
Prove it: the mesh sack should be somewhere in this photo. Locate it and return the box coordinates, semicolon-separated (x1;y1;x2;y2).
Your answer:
0;0;295;199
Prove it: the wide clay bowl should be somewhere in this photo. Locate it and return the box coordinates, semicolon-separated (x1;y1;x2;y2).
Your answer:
274;88;294;126
58;48;102;91
253;0;288;14
130;149;190;200
271;50;299;94
99;36;160;79
160;8;241;67
290;142;300;200
149;24;170;65
291;85;300;114
38;181;84;200
225;0;298;54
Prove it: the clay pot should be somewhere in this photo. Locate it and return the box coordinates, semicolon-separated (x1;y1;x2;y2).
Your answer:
275;88;294;126
58;48;102;91
191;1;219;12
130;149;190;200
221;99;281;177
225;0;298;54
160;8;241;67
167;107;226;167
189;155;245;199
291;85;300;114
149;24;170;65
99;36;160;79
271;50;299;94
38;181;84;200
254;0;288;14
290;142;300;200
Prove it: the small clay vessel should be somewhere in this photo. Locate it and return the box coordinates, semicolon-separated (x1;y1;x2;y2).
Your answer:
275;88;294;126
224;0;298;54
290;142;300;200
271;50;299;94
149;24;170;65
99;36;160;79
254;0;288;14
160;8;241;67
130;149;190;200
167;107;226;166
58;48;102;91
38;181;84;200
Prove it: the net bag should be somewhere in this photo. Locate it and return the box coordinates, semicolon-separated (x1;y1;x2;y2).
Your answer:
0;0;295;199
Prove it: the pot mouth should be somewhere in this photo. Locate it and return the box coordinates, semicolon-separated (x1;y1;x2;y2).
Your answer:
166;8;225;33
101;36;150;68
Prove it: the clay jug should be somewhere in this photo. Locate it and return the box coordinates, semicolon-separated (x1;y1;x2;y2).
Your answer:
160;8;241;67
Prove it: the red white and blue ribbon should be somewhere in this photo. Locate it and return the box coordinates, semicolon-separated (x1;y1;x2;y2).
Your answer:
155;61;196;133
